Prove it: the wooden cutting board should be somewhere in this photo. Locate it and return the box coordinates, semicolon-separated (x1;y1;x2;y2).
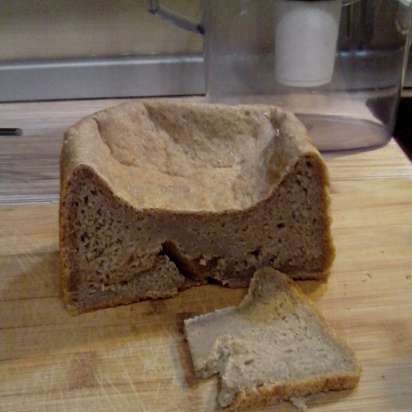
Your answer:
1;143;412;412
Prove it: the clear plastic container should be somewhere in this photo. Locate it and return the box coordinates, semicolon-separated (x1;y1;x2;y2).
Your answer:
150;0;412;151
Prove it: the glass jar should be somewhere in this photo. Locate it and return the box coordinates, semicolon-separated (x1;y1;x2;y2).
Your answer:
150;0;412;151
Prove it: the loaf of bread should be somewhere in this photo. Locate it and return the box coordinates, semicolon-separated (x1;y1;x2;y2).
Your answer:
60;101;334;313
184;268;360;410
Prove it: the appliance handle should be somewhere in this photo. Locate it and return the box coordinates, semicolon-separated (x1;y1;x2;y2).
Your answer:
147;0;204;34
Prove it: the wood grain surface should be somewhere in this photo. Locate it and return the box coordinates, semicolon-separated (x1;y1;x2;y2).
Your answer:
0;100;411;412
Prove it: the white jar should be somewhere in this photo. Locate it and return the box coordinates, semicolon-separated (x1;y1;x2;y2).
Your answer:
275;0;343;87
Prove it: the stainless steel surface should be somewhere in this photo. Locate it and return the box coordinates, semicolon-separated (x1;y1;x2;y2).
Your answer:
0;0;202;60
0;54;204;102
148;0;204;34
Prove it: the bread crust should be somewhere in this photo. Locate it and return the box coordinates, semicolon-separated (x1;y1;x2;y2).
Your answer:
228;373;360;411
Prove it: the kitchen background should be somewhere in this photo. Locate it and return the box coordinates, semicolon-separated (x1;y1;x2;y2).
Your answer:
1;0;412;100
1;0;411;154
0;0;201;60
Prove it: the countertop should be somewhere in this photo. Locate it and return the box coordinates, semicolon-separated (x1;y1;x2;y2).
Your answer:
0;99;411;412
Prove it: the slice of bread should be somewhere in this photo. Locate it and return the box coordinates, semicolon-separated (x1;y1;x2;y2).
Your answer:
60;101;334;313
184;268;360;410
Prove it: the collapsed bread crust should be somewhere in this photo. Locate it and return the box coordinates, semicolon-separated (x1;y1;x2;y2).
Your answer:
60;100;329;212
60;101;335;314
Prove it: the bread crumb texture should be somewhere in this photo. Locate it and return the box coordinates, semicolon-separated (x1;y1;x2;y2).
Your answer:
184;268;360;410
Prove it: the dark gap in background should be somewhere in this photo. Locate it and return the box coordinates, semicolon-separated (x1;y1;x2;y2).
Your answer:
394;97;412;161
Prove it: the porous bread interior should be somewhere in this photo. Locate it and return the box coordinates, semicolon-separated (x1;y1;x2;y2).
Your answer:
184;268;360;410
61;155;331;312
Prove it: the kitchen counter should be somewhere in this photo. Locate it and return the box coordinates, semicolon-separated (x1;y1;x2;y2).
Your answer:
0;99;411;412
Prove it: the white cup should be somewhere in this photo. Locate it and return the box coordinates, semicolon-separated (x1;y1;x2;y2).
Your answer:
275;0;343;87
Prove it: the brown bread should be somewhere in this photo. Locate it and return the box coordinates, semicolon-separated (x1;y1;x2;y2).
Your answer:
184;268;360;410
60;101;334;313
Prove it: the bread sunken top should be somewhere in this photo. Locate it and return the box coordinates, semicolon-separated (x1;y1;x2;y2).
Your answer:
62;101;318;212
